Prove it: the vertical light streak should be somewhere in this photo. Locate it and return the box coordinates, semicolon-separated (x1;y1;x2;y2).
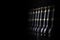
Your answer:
35;10;38;32
32;11;35;31
37;10;41;32
40;8;43;36
48;8;55;37
41;7;46;36
36;9;41;40
36;10;38;27
44;7;50;36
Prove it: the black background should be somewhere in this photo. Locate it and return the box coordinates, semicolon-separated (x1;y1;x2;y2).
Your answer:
3;0;60;40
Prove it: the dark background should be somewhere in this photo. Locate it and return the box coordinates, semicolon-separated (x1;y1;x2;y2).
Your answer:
3;0;60;40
